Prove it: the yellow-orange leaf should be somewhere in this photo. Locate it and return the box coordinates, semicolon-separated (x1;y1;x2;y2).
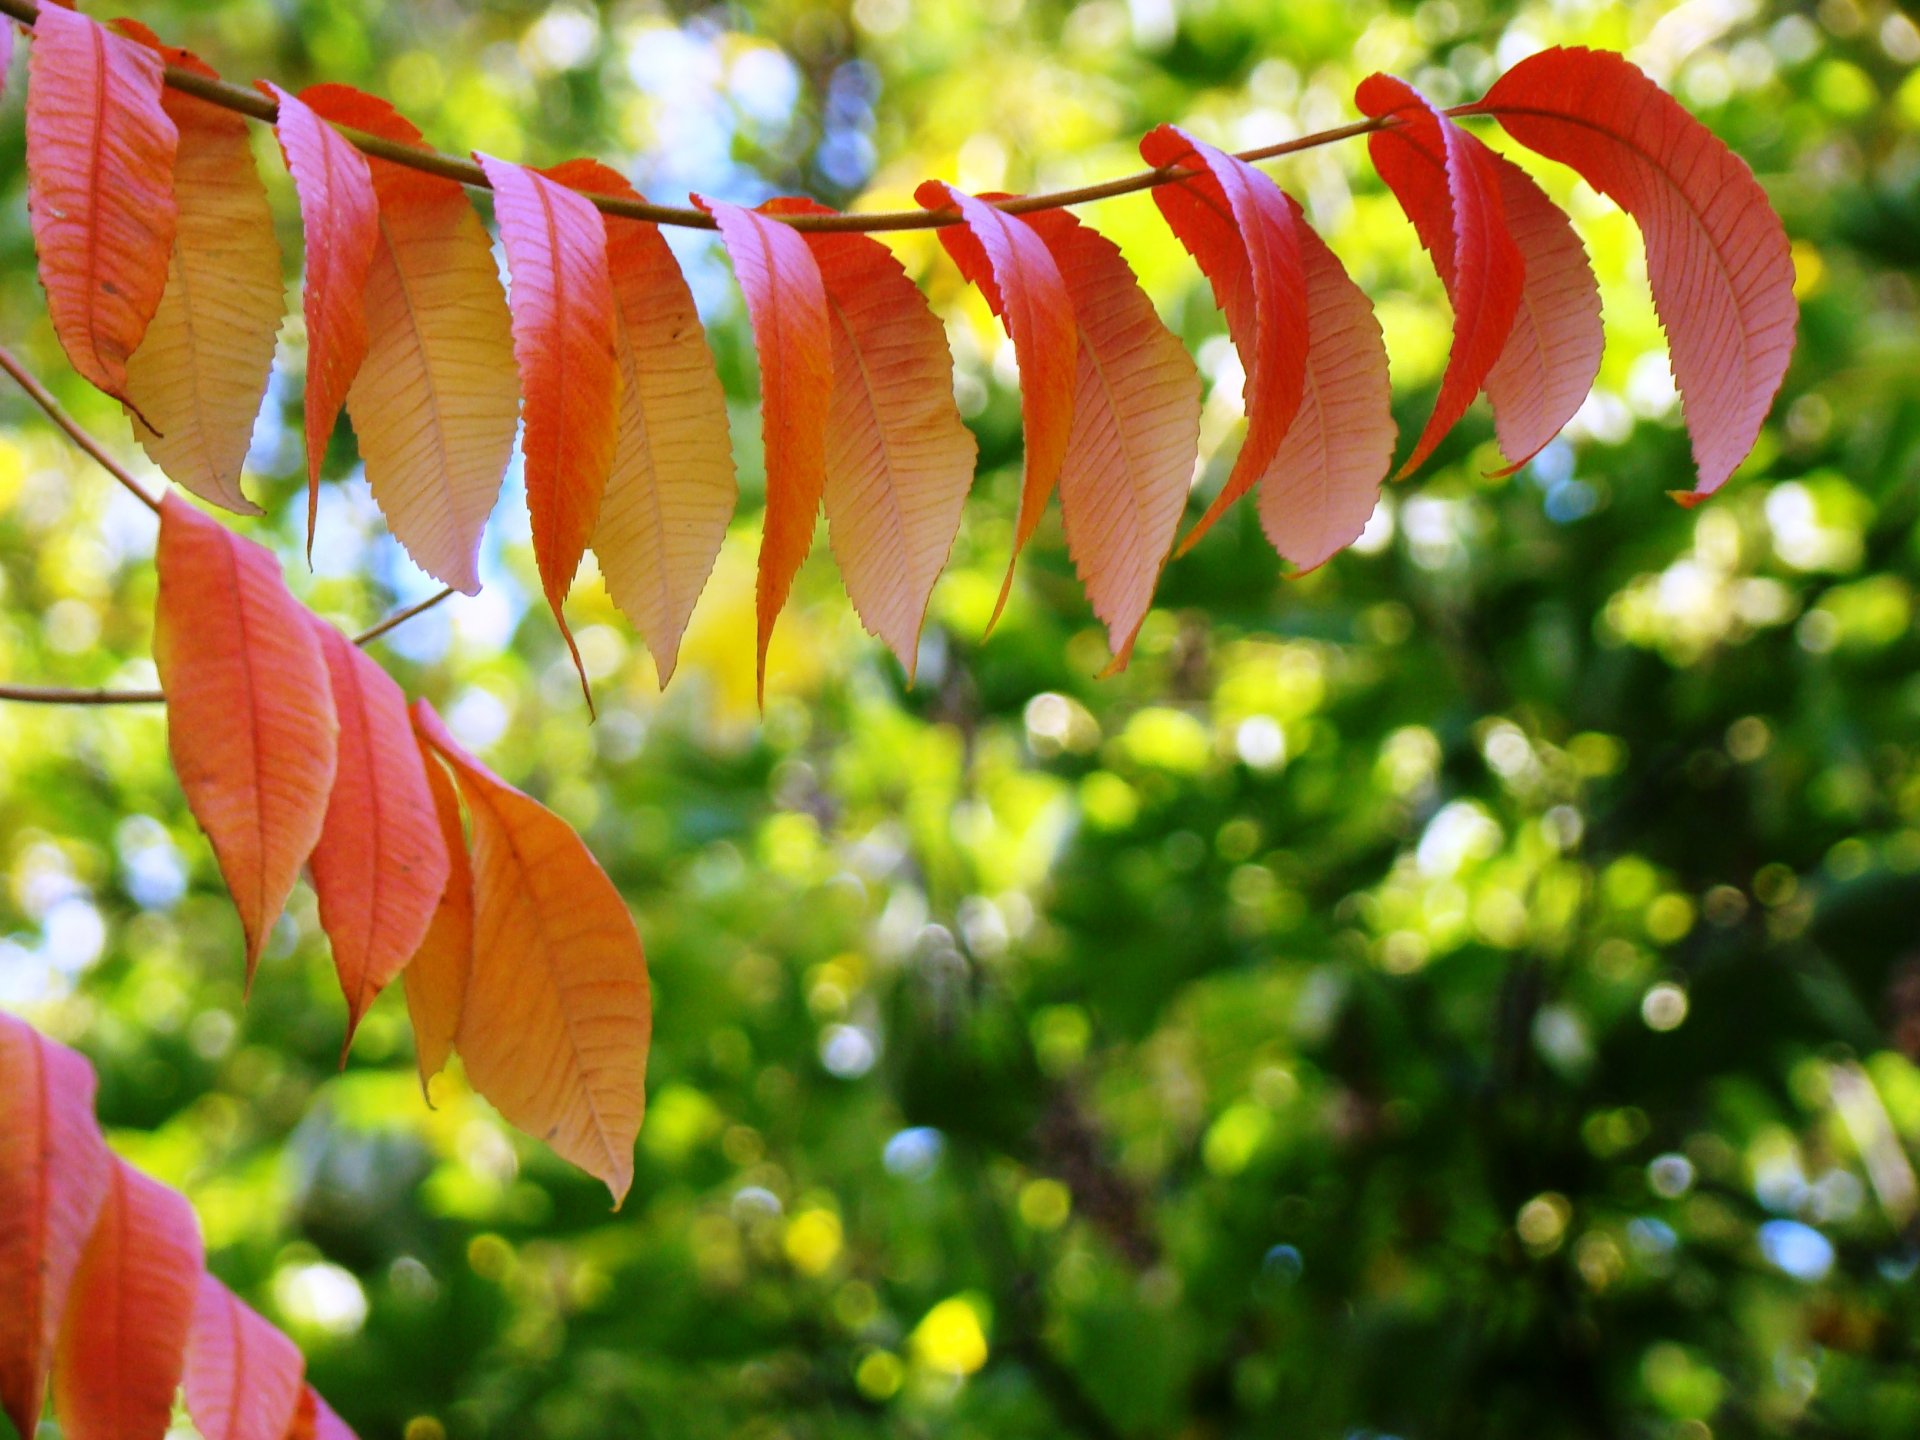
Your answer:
694;196;832;702
302;86;517;596
183;1274;304;1440
153;493;339;982
763;198;977;677
550;161;734;686
53;1158;203;1440
24;3;177;404
477;154;620;697
0;1014;111;1440
402;737;473;1095
1019;207;1201;668
413;701;651;1205
308;619;451;1053
114;25;281;517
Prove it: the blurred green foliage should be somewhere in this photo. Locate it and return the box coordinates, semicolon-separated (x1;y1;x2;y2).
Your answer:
4;0;1920;1436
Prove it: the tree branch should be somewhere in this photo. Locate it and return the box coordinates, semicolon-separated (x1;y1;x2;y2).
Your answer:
0;343;161;514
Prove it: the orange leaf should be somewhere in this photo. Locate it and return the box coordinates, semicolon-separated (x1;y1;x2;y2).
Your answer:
916;183;1077;628
1139;125;1309;554
153;493;339;982
413;701;651;1205
402;735;472;1096
548;162;734;687
1017;206;1201;668
1255;209;1396;571
260;84;378;548
693;196;832;703
764;197;977;677
302;85;518;594
110;25;282;517
307;619;451;1054
1358;73;1524;477
24;3;177;403
53;1158;203;1440
183;1274;304;1440
476;154;622;699
0;1013;111;1439
1479;47;1797;500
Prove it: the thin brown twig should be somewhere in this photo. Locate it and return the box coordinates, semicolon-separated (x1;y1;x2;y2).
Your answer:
352;586;455;645
0;683;164;704
0;342;161;514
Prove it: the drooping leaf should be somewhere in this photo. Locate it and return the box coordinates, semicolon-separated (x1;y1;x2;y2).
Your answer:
1016;206;1201;668
1478;147;1604;473
915;182;1077;626
401;736;472;1096
53;1158;203;1440
547;161;734;686
1477;46;1797;500
302;85;518;594
183;1274;304;1440
259;84;378;547
153;492;339;982
413;701;651;1205
1357;72;1524;477
693;196;832;701
763;197;976;677
1256;206;1397;570
307;619;451;1053
111;24;281;517
1139;124;1308;552
476;154;621;696
24;3;177;404
0;1013;111;1440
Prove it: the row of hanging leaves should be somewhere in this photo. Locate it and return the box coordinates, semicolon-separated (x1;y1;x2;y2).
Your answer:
1;1009;355;1440
11;2;1795;700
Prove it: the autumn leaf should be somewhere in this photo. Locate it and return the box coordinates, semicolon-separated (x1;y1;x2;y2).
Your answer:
286;1387;358;1440
1016;205;1201;668
763;197;977;678
402;735;473;1095
260;84;378;548
53;1158;204;1440
477;154;622;699
413;701;651;1205
153;492;339;982
1476;46;1797;500
307;618;452;1054
916;182;1077;628
302;85;518;594
24;3;177;405
1139;125;1309;553
113;24;282;517
694;196;833;702
0;1013;111;1440
183;1273;305;1440
1358;72;1524;477
547;161;734;686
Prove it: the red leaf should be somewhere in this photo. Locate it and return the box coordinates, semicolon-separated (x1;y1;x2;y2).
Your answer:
285;1387;357;1440
53;1158;203;1440
413;702;652;1206
1357;72;1524;476
693;196;833;702
763;197;977;676
1255;207;1397;571
183;1274;304;1440
259;84;378;547
154;493;339;982
1139;125;1309;552
0;1013;111;1439
307;620;451;1054
1477;46;1796;500
476;154;622;700
915;182;1078;627
547;161;734;686
1016;206;1201;667
402;736;473;1096
301;85;517;594
25;3;177;403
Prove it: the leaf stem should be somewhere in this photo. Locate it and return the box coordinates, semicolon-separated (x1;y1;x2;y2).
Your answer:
353;587;455;645
0;342;162;514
